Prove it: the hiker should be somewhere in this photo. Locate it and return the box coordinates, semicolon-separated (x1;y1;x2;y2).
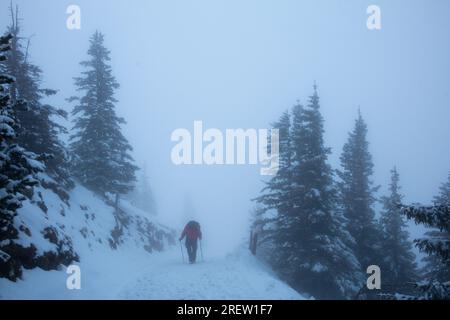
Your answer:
179;220;202;264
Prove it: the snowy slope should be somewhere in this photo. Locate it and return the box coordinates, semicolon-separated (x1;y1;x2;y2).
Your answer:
15;181;175;258
0;178;175;296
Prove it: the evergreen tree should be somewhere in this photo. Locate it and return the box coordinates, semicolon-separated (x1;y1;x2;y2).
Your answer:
434;173;450;206
400;204;450;299
0;6;72;190
379;167;417;286
130;166;157;215
418;173;450;284
0;33;44;280
288;85;361;299
257;86;362;299
254;110;293;269
69;31;137;197
337;110;382;270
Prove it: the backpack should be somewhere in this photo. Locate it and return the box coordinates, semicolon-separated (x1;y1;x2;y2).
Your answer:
187;220;200;230
184;220;201;241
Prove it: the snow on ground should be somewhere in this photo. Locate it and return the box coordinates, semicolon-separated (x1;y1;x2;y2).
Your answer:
0;244;157;299
0;181;303;300
0;181;174;299
119;247;304;300
0;246;304;299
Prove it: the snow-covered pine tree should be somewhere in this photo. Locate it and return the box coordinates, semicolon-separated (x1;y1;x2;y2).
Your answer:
285;85;361;299
254;110;294;271
434;173;450;207
400;203;450;299
130;166;157;215
410;173;450;289
0;33;45;280
379;167;417;287
69;31;137;198
337;110;382;270
424;173;450;283
0;6;72;192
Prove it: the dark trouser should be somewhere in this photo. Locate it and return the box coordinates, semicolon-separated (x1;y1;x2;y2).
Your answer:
185;238;198;263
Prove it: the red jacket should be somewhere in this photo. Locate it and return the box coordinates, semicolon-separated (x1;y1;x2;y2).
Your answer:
180;223;202;241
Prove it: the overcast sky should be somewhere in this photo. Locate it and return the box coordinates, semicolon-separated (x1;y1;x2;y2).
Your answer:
1;0;449;256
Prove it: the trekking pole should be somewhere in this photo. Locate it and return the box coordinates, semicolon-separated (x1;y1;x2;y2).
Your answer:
200;239;204;262
179;240;185;263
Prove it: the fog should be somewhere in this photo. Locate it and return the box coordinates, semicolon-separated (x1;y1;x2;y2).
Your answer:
2;0;449;257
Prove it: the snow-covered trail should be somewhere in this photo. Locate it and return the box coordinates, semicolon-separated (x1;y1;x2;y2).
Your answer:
0;181;303;299
1;246;304;299
118;248;303;300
